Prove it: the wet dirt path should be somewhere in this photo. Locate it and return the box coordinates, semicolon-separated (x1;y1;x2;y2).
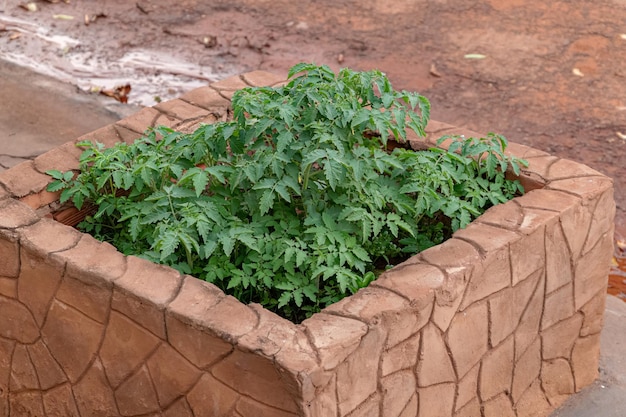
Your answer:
1;0;625;297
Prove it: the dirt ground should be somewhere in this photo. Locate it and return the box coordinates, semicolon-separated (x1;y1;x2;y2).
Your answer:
1;0;625;293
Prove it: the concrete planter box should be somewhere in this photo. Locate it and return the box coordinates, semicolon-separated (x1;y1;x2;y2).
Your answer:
0;71;615;417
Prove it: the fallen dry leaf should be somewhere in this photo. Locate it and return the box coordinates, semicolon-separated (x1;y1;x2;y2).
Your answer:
136;2;154;14
429;63;442;77
200;35;217;48
617;132;626;140
84;12;107;25
9;32;22;41
100;84;131;103
19;2;38;12
572;68;584;77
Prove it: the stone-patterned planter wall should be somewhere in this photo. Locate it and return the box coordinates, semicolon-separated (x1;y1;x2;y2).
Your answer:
0;71;615;417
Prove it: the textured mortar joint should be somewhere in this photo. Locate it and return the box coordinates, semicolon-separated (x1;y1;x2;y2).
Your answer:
0;70;615;417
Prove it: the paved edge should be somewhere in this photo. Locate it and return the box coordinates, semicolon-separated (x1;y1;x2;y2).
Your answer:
550;295;626;417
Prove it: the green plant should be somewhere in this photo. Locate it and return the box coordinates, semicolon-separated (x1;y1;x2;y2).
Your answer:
47;63;527;322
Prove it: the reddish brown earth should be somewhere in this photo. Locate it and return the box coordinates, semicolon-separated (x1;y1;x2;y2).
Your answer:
1;0;625;298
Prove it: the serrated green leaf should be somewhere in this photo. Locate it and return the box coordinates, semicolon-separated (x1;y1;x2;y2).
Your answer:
45;169;65;180
72;191;85;210
323;158;343;190
46;180;66;193
284;246;295;264
227;273;242;289
296;250;308;268
236;233;259;252
259;189;274;215
352;246;371;262
301;149;327;167
288;62;317;78
252;178;276;190
293;289;304;307
170;187;196;199
201;241;218;258
63;171;75;181
271;185;289;205
157;232;180;260
129;216;141;241
192;171;209;197
302;285;317;302
141;209;171;225
277;291;293;308
219;233;235;256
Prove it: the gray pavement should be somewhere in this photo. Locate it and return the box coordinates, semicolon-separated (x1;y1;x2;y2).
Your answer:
0;59;139;171
1;62;624;417
551;295;626;417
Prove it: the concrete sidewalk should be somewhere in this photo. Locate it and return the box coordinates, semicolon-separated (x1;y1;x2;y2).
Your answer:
550;295;626;417
0;59;139;171
1;62;624;417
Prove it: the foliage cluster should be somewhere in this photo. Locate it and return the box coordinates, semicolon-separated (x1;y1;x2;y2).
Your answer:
47;63;526;322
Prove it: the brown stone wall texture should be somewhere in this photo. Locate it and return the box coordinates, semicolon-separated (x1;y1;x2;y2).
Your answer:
0;71;615;417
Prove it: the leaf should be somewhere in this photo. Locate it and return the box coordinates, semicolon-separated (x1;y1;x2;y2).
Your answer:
45;170;65;180
274;182;291;202
252;178;277;190
192;171;209;197
129;216;141;241
351;109;371;129
288;62;318;78
295;250;308;268
59;188;74;204
141;209;171;225
293;289;304;307
219;233;235;256
227;273;242;289
72;191;85;210
352;246;371;262
284;246;295;264
158;232;180;260
301;149;327;167
236;233;259;252
277;291;293;308
122;171;135;189
323;158;343;190
302;285;317;302
201;241;218;258
170;187;196;199
259;189;275;215
205;165;229;184
46;180;66;192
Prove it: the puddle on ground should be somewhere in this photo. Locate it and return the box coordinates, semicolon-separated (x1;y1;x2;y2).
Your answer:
0;14;236;106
